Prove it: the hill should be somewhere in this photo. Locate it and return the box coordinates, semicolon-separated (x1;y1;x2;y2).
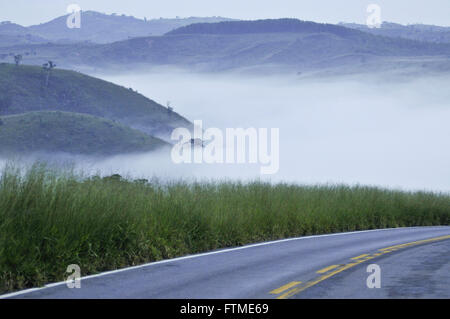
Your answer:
2;19;450;74
0;22;47;47
166;19;360;36
0;12;234;45
86;19;450;73
0;111;167;155
0;63;191;140
340;22;450;44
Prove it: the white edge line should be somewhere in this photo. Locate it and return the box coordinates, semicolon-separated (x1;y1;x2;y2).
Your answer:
0;226;446;299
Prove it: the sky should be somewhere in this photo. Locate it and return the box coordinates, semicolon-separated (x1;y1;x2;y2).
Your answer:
1;0;449;27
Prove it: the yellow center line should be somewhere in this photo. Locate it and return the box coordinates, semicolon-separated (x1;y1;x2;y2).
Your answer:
379;235;450;252
270;281;302;295
372;252;384;256
274;234;450;299
277;263;357;299
316;264;340;274
351;254;369;260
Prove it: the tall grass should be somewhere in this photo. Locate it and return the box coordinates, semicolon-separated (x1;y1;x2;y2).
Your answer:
0;163;449;293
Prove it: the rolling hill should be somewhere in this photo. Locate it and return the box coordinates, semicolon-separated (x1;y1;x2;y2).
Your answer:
2;19;450;75
0;12;234;45
166;19;361;35
0;63;191;140
0;111;167;155
83;19;450;73
5;18;450;74
0;22;48;47
340;22;450;44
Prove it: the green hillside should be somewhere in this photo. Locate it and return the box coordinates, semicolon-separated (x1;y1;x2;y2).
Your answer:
0;111;168;155
0;63;191;139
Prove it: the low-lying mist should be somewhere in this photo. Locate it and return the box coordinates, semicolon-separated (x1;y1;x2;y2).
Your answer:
3;69;450;192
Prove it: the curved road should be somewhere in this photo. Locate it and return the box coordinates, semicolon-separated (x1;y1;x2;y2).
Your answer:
2;226;450;299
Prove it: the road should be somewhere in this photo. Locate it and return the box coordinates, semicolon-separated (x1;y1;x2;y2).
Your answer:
2;226;450;299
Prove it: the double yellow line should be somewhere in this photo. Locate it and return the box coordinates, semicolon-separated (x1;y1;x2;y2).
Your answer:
269;234;450;299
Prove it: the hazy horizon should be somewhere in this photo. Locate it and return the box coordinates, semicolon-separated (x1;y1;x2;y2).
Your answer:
1;0;450;27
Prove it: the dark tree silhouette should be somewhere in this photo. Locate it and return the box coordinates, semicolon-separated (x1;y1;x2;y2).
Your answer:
42;60;56;87
167;101;173;115
14;54;22;66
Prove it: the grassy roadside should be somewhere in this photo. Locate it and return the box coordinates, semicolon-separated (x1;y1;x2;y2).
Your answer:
0;163;449;294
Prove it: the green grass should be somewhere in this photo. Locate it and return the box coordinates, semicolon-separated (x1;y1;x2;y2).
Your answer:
0;111;167;155
0;163;448;294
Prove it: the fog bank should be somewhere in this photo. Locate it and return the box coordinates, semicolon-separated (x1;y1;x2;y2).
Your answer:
4;70;449;192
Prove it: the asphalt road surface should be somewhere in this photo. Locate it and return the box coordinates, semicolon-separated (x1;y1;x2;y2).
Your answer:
2;226;449;299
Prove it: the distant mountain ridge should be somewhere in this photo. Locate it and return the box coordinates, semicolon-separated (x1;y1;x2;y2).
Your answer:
0;22;48;47
77;19;450;73
2;18;450;75
167;19;360;36
340;22;450;44
2;11;450;48
0;11;235;46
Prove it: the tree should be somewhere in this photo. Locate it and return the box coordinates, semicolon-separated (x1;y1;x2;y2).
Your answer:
167;101;173;115
42;60;56;87
14;54;22;66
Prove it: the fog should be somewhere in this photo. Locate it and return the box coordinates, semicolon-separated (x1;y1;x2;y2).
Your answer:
3;70;450;192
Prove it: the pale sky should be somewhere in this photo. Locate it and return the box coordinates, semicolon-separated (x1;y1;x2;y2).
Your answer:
1;0;449;27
